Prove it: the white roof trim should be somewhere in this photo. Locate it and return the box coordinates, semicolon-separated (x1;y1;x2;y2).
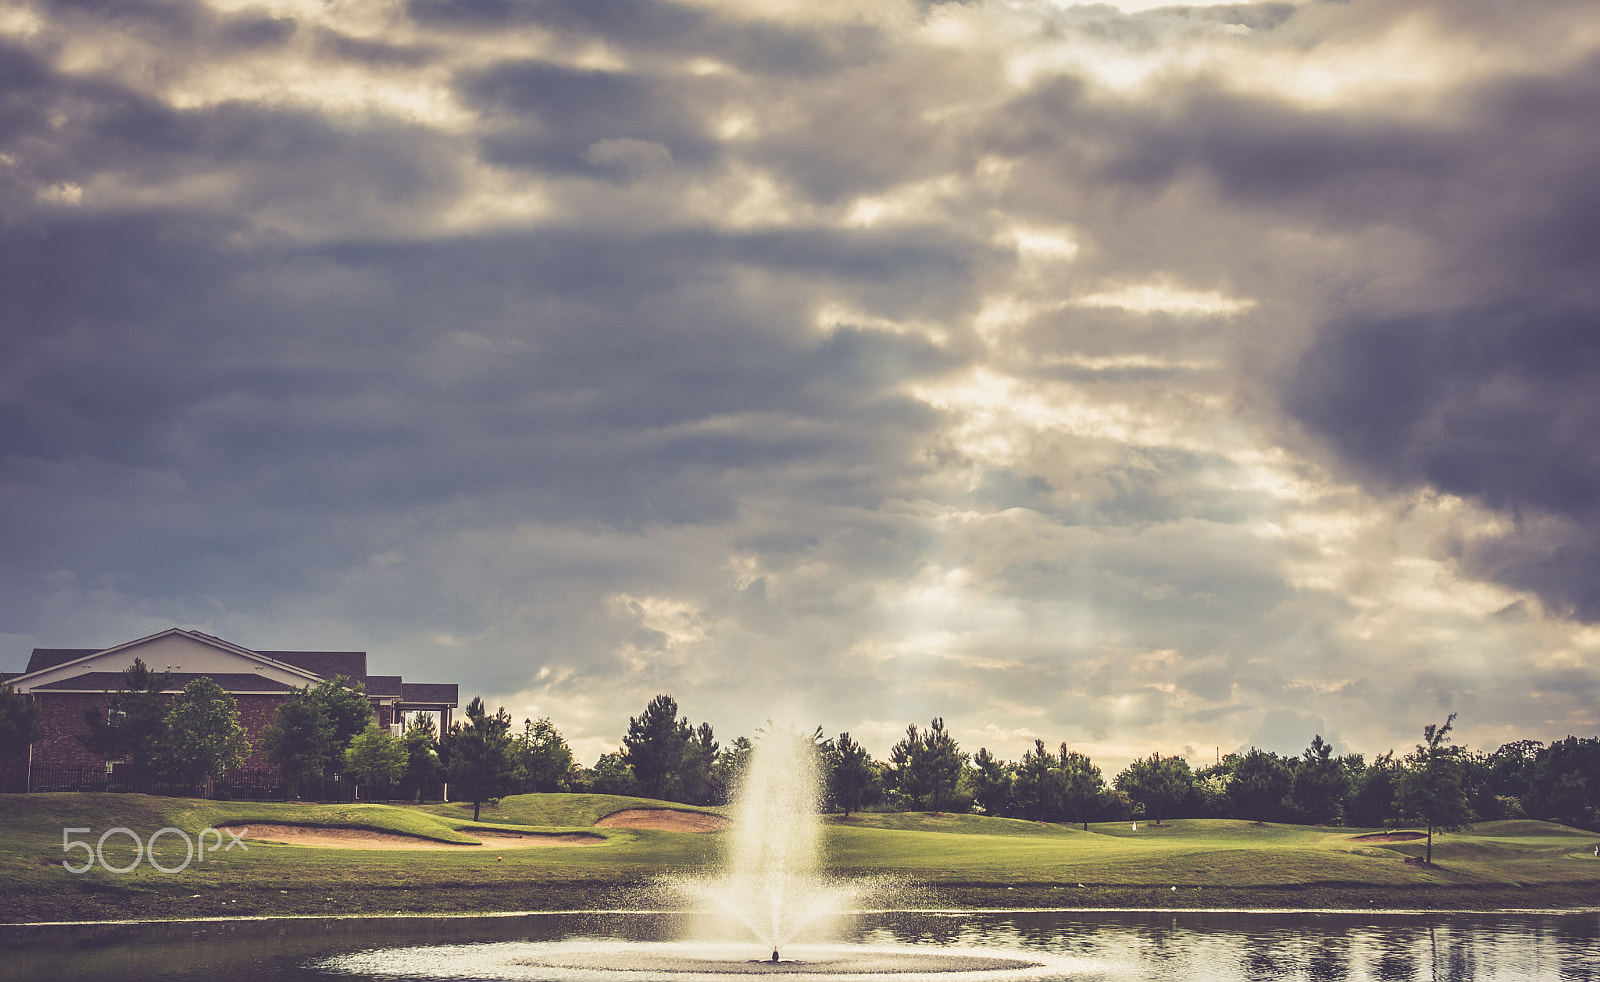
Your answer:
8;628;327;690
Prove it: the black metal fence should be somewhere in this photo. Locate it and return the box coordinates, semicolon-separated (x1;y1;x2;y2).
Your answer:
0;762;446;803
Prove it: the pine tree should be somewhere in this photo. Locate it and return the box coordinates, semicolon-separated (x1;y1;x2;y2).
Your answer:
827;732;881;816
623;694;692;802
439;697;514;821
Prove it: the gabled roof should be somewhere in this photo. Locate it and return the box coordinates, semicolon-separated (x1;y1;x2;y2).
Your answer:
12;629;325;690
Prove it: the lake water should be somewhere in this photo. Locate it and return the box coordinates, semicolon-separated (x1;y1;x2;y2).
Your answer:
5;908;1597;981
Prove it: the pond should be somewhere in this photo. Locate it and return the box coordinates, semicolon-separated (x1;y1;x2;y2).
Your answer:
5;908;1598;981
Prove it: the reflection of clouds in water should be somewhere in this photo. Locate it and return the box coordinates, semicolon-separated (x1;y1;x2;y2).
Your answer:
306;912;1599;982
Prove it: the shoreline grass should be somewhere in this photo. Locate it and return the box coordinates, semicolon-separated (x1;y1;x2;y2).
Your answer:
2;793;1596;924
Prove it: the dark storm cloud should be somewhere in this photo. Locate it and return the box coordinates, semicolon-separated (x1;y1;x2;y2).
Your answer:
1289;302;1600;618
1276;56;1600;619
1290;305;1600;518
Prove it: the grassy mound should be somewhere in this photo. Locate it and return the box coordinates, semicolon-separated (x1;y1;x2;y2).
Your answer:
0;795;1595;923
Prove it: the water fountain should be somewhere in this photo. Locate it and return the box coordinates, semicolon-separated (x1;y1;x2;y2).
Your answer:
683;723;855;962
315;725;1064;980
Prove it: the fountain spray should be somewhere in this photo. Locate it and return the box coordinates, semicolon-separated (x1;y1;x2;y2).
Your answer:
701;723;854;962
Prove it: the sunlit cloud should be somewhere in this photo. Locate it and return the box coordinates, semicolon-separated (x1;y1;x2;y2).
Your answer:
1071;282;1256;317
1;0;1596;774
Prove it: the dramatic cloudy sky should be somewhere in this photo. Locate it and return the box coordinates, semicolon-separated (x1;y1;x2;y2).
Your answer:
3;0;1598;770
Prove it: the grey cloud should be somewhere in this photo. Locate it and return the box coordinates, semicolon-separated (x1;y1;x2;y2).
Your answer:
406;0;705;40
458;60;721;173
312;28;439;68
0;203;974;632
37;0;296;51
408;0;881;77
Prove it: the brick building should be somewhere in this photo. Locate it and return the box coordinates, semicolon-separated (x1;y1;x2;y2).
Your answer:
2;628;458;770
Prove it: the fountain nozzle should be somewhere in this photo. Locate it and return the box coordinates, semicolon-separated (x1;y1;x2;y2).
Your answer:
771;950;780;963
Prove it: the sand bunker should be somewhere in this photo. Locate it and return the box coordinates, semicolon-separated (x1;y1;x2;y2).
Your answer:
593;809;731;833
215;823;601;849
1349;831;1428;842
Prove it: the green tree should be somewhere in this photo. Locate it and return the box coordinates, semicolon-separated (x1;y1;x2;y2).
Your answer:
681;721;721;805
1346;750;1398;828
969;747;1013;817
826;732;882;816
76;658;170;780
1394;714;1473;864
713;736;755;800
0;683;40;760
511;716;576;792
622;694;693;802
1012;739;1067;821
1484;739;1543;805
260;689;335;799
1527;736;1600;830
307;675;374;757
156;677;250;796
890;718;966;811
1191;771;1232;818
1292;735;1352;825
588;751;637;795
1115;753;1193;825
401;713;444;802
1058;747;1108;829
921;718;966;811
343;724;409;800
439;696;515;821
1229;748;1292;823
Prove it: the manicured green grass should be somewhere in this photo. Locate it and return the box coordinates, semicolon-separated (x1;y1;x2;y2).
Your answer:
1;794;1596;923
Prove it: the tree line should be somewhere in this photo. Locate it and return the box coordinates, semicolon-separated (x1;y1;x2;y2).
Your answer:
556;697;1600;844
5;676;1597;839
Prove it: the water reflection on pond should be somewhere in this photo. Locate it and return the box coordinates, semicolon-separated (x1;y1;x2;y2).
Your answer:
5;908;1597;981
